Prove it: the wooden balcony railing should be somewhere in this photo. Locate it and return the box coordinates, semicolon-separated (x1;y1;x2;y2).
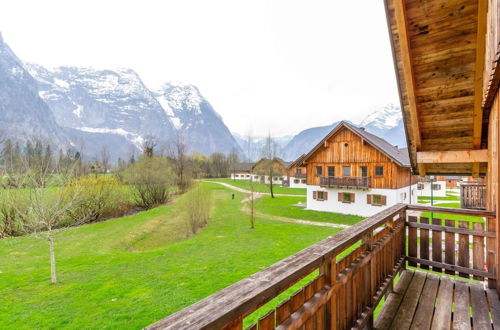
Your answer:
146;204;497;330
319;176;370;189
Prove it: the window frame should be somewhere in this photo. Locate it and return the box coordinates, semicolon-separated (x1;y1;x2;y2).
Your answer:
315;166;323;176
327;166;335;177
375;166;384;177
342;166;351;177
360;166;368;178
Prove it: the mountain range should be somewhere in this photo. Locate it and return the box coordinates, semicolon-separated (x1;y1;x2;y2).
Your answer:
0;31;405;163
0;32;241;161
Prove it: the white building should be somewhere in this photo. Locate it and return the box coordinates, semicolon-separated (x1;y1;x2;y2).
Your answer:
416;179;447;197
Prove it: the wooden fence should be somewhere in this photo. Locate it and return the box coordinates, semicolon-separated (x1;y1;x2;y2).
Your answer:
319;176;370;189
146;204;497;330
460;183;487;210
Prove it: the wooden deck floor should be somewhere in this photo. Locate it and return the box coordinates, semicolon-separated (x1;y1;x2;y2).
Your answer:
374;269;500;330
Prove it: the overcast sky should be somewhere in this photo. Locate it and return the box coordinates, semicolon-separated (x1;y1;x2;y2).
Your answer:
0;0;400;137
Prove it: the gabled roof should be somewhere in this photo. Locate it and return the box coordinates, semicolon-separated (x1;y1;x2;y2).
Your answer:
302;121;411;167
288;154;306;169
233;162;254;172
252;158;291;171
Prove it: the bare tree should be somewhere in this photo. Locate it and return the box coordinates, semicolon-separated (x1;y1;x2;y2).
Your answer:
167;133;191;191
228;147;239;181
244;130;254;162
99;146;110;174
8;147;85;284
142;135;158;158
248;177;257;229
261;133;281;198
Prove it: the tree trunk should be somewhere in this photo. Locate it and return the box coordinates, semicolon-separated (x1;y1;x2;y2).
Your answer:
48;233;57;284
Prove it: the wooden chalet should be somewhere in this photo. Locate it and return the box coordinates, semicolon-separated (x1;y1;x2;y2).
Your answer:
301;121;417;216
285;154;307;188
146;1;500;329
230;162;255;180
252;158;291;184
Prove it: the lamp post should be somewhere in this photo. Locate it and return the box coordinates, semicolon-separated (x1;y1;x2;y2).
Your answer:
430;175;435;219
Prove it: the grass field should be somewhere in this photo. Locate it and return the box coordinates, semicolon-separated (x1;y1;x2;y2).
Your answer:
255;195;364;225
205;178;306;195
0;182;338;329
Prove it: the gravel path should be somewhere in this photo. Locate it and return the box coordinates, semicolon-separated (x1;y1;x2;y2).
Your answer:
206;180;347;229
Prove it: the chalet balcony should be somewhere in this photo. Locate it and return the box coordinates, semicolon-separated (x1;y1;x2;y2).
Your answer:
320;176;370;189
146;204;499;330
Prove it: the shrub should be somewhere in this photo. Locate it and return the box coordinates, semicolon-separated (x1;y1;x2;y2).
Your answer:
64;175;130;224
123;156;175;209
185;184;212;235
0;191;30;237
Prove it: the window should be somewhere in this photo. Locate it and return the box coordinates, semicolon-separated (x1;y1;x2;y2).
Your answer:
294;179;299;184
235;174;239;178
432;184;441;190
313;190;328;201
375;166;384;177
360;166;368;177
367;194;386;206
342;166;351;177
400;192;407;201
296;168;302;175
338;192;355;203
417;183;424;190
301;179;306;184
328;166;335;177
246;175;250;178
316;166;323;176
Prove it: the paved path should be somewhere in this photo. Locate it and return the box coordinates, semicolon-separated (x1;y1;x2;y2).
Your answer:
206;180;347;229
204;180;306;197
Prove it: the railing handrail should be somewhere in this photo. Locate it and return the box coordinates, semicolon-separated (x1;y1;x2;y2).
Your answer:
407;204;495;217
146;203;407;330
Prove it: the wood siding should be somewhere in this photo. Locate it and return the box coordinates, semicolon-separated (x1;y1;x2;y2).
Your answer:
305;127;413;189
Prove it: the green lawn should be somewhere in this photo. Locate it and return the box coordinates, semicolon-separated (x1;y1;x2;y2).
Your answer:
0;182;338;329
417;201;485;224
205;178;306;195
417;194;460;202
255;195;364;226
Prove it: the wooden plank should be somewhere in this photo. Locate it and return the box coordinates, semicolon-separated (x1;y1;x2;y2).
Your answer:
405;257;495;279
406;221;495;237
458;221;470;278
276;299;292;325
472;222;485;281
407;204;495;217
408;216;417;267
472;0;488;149
432;218;443;273
303;281;315;329
410;273;439;330
445;220;455;276
416;150;488;163
431;277;453;330
419;217;430;269
470;284;491;330
393;0;421;153
258;310;275;330
486;289;500;329
390;271;426;329
374;270;414;330
453;281;471;330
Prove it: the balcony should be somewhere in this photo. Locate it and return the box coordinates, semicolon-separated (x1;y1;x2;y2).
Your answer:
146;204;498;330
320;176;370;189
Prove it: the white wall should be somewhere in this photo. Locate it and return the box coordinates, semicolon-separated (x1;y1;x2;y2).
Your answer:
230;172;252;180
306;184;417;217
230;173;285;185
416;181;447;197
289;177;307;188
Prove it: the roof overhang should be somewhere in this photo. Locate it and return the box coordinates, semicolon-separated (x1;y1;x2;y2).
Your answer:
384;0;496;176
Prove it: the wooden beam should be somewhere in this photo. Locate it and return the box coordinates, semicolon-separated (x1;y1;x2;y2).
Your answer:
416;150;489;164
393;0;421;150
417;163;426;177
472;162;480;178
472;0;488;148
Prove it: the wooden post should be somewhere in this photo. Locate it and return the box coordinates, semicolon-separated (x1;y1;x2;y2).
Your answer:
486;216;497;289
363;233;374;330
320;255;338;329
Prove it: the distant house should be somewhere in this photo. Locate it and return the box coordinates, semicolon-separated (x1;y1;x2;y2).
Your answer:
230;162;254;180
252;158;291;185
437;176;462;189
286;154;307;188
302;121;418;217
416;177;447;197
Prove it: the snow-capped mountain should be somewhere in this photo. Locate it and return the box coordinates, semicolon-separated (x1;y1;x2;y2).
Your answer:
24;63;241;158
281;105;406;161
26;64;176;151
232;132;293;161
155;82;241;154
359;104;402;137
0;33;69;147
